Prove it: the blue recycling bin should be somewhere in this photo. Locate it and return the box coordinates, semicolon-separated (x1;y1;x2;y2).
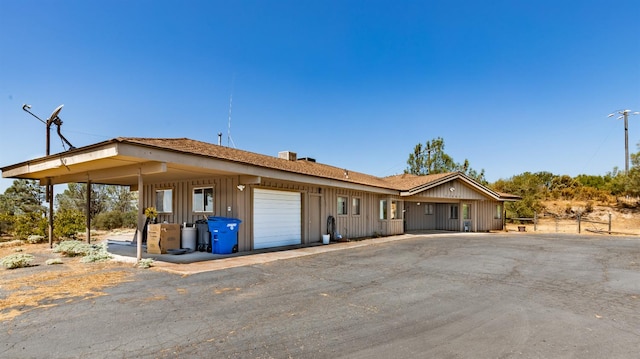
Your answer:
207;216;242;254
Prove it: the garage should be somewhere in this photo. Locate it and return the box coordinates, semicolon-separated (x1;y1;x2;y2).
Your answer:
253;188;302;249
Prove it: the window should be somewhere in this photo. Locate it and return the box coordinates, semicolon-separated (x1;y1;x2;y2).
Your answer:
352;197;361;215
379;199;387;220
463;204;471;220
495;204;502;219
424;203;434;215
156;189;173;213
193;187;214;212
337;196;348;215
449;204;458;219
391;200;401;219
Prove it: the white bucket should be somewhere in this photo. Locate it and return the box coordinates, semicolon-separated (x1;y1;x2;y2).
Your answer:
181;227;197;250
322;234;330;245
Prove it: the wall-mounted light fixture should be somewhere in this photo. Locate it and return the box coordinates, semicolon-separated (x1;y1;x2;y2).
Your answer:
237;184;245;191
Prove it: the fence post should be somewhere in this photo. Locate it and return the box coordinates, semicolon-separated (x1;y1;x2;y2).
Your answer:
577;214;581;233
534;211;537;231
608;212;612;235
555;216;559;232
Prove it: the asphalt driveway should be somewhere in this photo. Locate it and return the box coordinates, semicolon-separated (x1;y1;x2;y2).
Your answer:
3;232;640;358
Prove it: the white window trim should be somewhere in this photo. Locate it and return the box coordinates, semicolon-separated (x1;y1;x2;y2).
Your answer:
193;186;214;213
337;196;348;215
352;197;361;216
156;189;173;214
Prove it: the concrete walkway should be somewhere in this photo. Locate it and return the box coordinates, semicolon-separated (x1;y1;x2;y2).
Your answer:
111;232;483;275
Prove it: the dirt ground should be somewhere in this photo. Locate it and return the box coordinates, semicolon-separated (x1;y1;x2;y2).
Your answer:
0;230;137;322
1;201;638;323
506;200;640;235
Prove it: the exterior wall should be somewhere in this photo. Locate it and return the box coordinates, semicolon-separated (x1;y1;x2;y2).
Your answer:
143;176;406;252
404;202;437;231
404;200;504;232
323;188;403;239
418;179;488;201
474;200;504;231
436;203;460;231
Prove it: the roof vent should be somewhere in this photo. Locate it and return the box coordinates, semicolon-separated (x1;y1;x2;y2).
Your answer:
278;151;297;161
298;157;316;162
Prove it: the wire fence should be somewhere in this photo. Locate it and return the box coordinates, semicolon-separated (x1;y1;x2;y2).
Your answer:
505;212;632;235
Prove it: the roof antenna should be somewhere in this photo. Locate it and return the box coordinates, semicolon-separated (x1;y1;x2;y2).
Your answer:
227;74;236;148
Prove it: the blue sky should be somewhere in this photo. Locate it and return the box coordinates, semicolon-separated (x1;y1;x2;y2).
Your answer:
1;0;639;194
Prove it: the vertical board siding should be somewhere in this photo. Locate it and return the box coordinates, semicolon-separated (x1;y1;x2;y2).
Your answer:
143;175;506;251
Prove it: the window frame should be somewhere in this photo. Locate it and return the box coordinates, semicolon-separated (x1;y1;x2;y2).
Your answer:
379;199;387;220
391;200;401;220
192;186;214;213
337;196;348;215
352;197;361;216
424;203;434;215
449;204;459;219
495;204;502;219
463;203;471;220
155;189;173;214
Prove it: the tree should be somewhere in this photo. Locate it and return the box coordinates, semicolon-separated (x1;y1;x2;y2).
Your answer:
0;180;46;237
2;179;45;215
492;172;547;219
405;137;487;184
55;183;137;230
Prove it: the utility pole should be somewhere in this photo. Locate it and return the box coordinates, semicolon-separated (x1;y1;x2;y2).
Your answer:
608;109;640;175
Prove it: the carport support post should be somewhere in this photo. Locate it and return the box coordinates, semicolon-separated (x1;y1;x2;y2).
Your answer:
86;180;91;244
47;183;53;249
136;172;144;262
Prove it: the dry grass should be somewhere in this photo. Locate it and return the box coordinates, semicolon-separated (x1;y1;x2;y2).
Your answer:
0;238;135;322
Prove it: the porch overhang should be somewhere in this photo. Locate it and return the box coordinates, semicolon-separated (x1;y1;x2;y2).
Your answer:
1;139;397;195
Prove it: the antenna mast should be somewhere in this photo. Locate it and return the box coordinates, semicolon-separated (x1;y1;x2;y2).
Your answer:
227;93;235;148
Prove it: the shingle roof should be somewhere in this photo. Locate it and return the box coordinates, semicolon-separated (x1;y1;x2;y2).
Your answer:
114;137;515;200
117;137;394;189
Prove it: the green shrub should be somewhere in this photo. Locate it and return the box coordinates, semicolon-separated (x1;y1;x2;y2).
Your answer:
26;235;45;244
53;240;92;257
0;212;14;235
81;243;112;263
53;241;112;263
13;212;47;240
137;258;154;269
1;253;34;269
53;209;85;239
93;210;137;230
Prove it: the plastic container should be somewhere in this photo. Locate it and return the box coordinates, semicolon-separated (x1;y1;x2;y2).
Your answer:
207;217;242;254
181;226;197;250
195;220;210;252
322;234;330;244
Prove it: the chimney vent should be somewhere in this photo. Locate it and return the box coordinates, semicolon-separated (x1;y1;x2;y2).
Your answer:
278;151;297;161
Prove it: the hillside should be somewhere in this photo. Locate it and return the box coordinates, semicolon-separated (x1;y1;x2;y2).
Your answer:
506;199;640;236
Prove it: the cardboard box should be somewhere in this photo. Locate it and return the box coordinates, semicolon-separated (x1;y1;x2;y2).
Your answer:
147;224;181;254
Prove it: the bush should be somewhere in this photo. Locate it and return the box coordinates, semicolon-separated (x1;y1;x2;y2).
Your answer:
53;240;92;257
26;235;45;244
137;258;154;269
0;212;14;235
45;258;64;265
13;212;47;240
54;209;86;239
81;243;112;263
93;210;138;230
53;241;112;263
1;253;34;269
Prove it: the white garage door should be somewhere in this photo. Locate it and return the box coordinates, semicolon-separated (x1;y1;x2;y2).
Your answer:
253;188;301;249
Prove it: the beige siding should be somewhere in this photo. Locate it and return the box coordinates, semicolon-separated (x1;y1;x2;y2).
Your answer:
418;179;488;201
405;202;437;231
142;175;505;251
